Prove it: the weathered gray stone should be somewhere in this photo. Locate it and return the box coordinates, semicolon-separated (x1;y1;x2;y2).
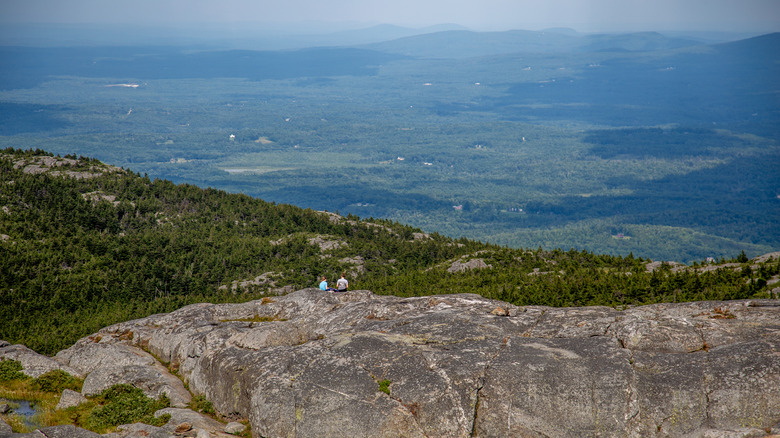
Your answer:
55;341;155;376
35;425;101;438
447;258;491;273
0;343;81;378
56;388;88;410
9;431;45;437
55;338;192;408
4;425;101;437
53;290;780;437
224;422;245;434
107;422;174;438
80;363;191;408
0;418;12;435
156;408;230;437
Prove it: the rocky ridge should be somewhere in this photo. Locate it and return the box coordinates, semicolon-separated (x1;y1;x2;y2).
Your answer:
2;290;779;437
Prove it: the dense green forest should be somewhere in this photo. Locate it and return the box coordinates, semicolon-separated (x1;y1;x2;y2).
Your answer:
0;31;777;263
2;149;777;356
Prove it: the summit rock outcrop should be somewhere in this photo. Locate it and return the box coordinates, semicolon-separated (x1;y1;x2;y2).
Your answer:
3;290;779;437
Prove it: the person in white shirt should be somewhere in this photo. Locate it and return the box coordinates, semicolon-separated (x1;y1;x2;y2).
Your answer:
336;273;349;292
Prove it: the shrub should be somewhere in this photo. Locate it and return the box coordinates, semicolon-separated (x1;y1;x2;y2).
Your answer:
32;369;81;393
86;384;170;432
0;359;27;382
189;394;215;415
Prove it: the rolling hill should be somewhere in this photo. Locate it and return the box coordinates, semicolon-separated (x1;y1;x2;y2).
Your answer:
1;148;777;356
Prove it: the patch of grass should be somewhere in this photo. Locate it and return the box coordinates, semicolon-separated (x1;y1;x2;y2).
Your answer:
189;394;215;415
37;400;98;432
0;382;55;403
85;384;170;433
0;364;171;434
378;379;392;396
0;382;62;433
1;412;30;433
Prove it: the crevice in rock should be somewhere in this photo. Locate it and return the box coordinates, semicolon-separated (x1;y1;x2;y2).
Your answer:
657;414;674;435
590;378;599;428
601;318;617;337
624;348;641;433
702;358;715;430
470;383;483;437
470;335;511;436
692;325;710;353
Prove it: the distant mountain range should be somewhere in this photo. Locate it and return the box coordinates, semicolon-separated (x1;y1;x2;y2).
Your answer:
363;29;704;58
0;29;776;264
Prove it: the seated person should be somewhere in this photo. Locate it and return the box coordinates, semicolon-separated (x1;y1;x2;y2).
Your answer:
336;273;349;292
319;276;335;291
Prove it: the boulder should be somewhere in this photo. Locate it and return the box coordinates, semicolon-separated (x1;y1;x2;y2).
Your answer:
0;418;12;435
156;407;233;437
80;363;190;408
55;388;88;410
9;425;102;437
0;343;81;378
105;422;173;438
58;290;780;437
55;341;155;376
447;258;491;273
55;334;191;408
224;422;245;434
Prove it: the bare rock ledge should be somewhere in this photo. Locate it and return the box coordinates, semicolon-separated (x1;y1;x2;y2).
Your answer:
3;289;779;437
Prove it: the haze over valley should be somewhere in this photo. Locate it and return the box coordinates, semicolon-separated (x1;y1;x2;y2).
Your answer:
1;22;778;263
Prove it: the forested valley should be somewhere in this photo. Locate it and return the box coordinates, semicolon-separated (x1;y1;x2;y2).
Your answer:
2;149;777;355
1;30;777;264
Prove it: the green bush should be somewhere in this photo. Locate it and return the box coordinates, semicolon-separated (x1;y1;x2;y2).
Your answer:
189;394;215;415
0;359;27;382
32;369;81;393
86;384;170;431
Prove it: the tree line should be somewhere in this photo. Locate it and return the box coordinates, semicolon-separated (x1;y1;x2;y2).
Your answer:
1;148;777;355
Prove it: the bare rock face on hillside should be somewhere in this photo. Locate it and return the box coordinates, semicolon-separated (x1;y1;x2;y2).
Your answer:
5;291;780;437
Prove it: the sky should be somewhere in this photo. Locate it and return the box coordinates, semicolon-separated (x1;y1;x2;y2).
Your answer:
2;0;779;33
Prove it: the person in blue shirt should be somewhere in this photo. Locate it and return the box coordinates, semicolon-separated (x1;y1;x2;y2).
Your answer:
319;276;335;291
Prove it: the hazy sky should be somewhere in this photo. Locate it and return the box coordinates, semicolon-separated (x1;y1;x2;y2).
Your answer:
2;0;779;33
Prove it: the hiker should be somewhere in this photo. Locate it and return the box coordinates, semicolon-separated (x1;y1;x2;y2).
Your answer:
319;276;335;291
336;273;349;292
